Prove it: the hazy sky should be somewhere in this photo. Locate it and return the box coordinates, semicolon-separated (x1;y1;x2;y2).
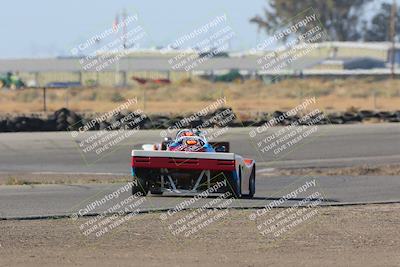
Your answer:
0;0;268;58
1;0;394;59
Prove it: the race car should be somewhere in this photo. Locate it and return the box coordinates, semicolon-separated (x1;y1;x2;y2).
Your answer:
131;129;255;198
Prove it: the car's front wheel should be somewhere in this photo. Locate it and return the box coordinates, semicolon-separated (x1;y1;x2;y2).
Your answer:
150;187;163;195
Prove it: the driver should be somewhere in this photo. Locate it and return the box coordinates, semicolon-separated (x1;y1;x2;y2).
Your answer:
168;129;214;152
175;129;201;140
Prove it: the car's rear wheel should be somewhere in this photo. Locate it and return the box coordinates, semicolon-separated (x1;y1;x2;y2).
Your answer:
241;166;255;198
227;169;241;198
132;175;148;196
248;167;256;198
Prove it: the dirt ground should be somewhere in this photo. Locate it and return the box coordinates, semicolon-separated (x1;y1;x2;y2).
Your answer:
0;204;399;267
1;164;399;185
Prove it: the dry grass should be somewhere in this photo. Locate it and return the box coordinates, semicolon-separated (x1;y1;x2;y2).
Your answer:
1;78;400;114
5;176;41;185
264;164;400;177
0;173;130;185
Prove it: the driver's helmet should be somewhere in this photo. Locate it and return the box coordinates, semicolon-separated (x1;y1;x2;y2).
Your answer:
167;135;214;152
175;129;201;140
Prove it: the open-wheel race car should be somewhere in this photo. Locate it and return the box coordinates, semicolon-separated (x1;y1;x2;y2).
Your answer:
131;129;255;198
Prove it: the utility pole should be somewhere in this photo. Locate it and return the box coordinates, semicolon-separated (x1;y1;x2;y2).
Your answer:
390;0;397;79
122;9;127;50
115;9;128;87
43;87;47;112
122;9;128;87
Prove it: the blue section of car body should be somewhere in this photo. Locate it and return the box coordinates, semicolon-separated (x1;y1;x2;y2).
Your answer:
167;140;215;152
203;143;215;152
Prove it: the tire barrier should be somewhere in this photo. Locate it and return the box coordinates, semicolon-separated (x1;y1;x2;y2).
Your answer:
0;108;399;132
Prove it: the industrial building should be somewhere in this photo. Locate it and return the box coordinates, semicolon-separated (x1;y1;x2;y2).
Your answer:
0;42;399;87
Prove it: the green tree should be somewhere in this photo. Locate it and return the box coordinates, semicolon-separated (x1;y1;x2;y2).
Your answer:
250;0;372;41
364;3;400;41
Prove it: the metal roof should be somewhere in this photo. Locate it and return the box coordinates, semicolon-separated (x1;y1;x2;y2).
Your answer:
0;56;324;73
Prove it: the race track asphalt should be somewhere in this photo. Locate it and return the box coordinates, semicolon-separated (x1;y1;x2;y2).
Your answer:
0;124;399;219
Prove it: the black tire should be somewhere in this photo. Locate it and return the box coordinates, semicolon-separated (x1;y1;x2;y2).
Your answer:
245;166;256;198
150;189;163;195
236;166;256;199
227;169;241;199
132;175;149;196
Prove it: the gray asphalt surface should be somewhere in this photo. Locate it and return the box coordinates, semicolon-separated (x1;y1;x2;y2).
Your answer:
0;124;399;219
0;124;399;174
1;175;400;219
